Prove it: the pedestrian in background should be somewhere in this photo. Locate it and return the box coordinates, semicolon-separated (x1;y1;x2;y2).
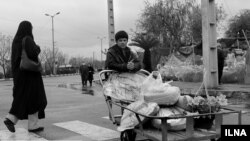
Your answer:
4;21;47;133
88;63;94;86
217;43;225;84
79;62;89;86
105;30;141;72
227;48;235;69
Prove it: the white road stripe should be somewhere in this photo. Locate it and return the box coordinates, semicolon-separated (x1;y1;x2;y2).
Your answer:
0;128;47;141
102;116;110;120
54;120;120;141
102;115;122;120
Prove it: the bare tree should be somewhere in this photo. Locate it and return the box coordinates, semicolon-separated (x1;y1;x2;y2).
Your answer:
137;0;226;49
0;33;12;78
40;47;53;74
138;0;195;52
39;46;70;74
57;51;69;66
69;56;84;68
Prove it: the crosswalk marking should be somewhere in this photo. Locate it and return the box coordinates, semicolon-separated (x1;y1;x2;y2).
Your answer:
102;116;111;120
54;120;120;141
0;128;47;141
102;115;122;120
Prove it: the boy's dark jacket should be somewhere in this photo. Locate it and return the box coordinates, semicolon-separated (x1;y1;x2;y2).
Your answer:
105;44;141;72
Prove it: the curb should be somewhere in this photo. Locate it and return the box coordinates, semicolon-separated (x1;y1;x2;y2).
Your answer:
0;73;80;82
42;73;79;78
0;78;13;82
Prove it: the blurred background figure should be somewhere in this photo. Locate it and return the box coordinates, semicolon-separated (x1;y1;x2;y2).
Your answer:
79;62;89;86
217;43;225;84
226;48;235;69
88;63;94;86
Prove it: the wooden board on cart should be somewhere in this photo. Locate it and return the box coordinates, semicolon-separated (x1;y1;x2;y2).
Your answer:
132;108;241;141
137;129;218;141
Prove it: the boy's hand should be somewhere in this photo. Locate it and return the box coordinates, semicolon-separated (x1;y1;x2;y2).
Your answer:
127;62;135;70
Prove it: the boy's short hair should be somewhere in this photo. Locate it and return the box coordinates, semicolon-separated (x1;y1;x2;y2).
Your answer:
115;30;128;42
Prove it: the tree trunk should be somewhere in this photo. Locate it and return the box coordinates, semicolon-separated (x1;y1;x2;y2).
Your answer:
151;48;162;70
2;64;6;79
143;49;152;72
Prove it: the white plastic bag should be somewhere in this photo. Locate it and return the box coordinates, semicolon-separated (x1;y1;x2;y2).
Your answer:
140;71;163;92
117;100;159;132
141;71;180;105
152;107;186;131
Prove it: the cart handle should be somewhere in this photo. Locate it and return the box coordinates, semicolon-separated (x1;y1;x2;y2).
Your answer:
98;70;117;87
108;99;242;120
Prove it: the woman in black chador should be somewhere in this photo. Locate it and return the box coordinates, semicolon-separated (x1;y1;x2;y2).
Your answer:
4;21;47;133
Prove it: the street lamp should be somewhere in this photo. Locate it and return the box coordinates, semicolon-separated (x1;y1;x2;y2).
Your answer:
45;12;60;74
97;36;106;68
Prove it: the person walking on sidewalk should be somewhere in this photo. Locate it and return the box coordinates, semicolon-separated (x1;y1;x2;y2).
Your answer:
79;62;89;86
4;21;47;133
88;63;94;86
217;43;225;84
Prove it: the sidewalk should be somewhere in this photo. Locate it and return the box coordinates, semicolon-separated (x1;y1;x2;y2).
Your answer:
2;72;249;95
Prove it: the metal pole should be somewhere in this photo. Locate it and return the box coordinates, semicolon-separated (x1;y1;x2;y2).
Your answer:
92;52;94;68
101;38;103;66
52;16;55;74
242;30;250;48
45;12;60;75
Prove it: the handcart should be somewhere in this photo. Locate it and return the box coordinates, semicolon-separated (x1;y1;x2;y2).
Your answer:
99;70;242;141
98;69;150;125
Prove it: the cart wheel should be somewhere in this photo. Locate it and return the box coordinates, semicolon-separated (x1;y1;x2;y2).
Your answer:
120;129;136;141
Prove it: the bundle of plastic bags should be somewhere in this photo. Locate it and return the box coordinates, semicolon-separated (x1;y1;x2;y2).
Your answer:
141;71;180;106
152;107;187;131
117;100;160;132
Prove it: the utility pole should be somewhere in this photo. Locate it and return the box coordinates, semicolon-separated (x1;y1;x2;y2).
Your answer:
107;0;115;47
201;0;218;88
45;12;60;75
242;30;250;84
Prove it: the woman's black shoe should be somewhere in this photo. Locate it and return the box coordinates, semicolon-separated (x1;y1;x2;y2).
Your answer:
28;127;44;132
3;118;15;133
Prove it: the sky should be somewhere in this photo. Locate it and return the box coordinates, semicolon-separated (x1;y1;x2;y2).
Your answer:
1;0;250;61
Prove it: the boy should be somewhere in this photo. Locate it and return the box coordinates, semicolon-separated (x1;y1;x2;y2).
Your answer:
105;30;141;72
